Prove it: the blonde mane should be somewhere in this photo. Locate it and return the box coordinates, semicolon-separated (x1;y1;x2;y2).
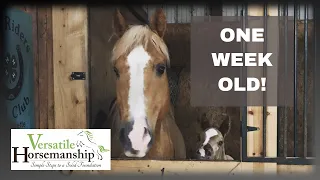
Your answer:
111;25;170;67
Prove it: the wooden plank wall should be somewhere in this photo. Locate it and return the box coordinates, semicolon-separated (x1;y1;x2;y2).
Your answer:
245;4;279;173
52;6;88;129
15;6;53;129
17;6;87;129
20;5;313;177
72;160;314;176
246;4;265;158
37;7;54;129
266;4;279;157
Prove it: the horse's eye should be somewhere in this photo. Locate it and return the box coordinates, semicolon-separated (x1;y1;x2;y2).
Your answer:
218;141;223;146
155;64;166;76
114;67;120;78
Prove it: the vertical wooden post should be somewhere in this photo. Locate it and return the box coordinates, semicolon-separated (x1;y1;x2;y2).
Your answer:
246;4;264;158
266;4;278;158
246;4;278;175
52;6;88;129
37;7;54;129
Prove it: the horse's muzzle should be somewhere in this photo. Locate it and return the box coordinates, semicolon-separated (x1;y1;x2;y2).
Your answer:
119;121;153;157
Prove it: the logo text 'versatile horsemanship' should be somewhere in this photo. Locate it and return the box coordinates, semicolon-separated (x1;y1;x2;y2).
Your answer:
11;129;111;170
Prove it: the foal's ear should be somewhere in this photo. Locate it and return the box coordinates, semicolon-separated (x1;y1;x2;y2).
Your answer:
219;115;231;138
149;8;167;38
113;8;128;38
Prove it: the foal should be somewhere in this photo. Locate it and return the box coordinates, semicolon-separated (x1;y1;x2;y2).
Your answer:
195;115;234;160
109;8;186;159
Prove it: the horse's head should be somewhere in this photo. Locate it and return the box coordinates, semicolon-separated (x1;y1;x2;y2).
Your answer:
195;115;231;160
77;131;92;141
111;8;170;158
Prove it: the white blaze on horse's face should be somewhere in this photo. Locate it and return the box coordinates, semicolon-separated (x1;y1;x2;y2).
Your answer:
198;128;219;157
125;45;152;158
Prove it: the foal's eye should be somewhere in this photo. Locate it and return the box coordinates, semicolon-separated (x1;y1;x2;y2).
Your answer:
218;141;223;146
155;64;166;76
113;67;120;78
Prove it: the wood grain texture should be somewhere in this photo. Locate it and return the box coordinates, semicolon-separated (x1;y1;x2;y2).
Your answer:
76;160;242;175
70;160;313;175
246;5;264;158
36;7;48;129
266;4;279;157
277;164;314;175
52;6;88;128
14;6;54;129
46;7;54;129
37;7;54;129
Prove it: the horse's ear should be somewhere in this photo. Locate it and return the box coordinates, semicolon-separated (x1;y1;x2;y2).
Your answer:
113;8;128;38
149;8;167;38
219;115;231;138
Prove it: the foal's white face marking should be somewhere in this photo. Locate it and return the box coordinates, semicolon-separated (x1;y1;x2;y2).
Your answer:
198;128;219;157
126;45;152;157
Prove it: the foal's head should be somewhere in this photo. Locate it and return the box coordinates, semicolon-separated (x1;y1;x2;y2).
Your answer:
195;115;231;160
111;8;170;158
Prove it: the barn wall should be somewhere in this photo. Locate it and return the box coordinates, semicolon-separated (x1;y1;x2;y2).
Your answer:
88;4;315;160
143;4;314;23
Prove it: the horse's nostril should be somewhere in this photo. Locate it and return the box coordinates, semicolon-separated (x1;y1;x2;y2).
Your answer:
143;127;149;138
130;148;139;155
205;150;211;156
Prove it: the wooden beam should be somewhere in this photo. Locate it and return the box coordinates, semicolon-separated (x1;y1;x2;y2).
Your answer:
13;6;53;129
266;4;279;158
71;160;246;175
52;6;88;128
46;7;54;129
69;160;312;175
37;7;54;129
277;165;314;175
246;4;264;158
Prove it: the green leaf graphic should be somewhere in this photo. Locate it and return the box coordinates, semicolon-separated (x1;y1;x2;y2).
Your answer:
98;145;110;153
84;131;93;141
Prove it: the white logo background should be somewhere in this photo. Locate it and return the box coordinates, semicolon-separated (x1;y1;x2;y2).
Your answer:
11;129;111;170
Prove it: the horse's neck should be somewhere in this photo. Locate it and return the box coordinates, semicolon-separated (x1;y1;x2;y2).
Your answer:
157;101;176;131
153;103;186;159
155;103;177;142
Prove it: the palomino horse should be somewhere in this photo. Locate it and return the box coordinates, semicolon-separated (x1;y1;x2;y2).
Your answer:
59;8;186;176
109;8;186;159
195;115;234;160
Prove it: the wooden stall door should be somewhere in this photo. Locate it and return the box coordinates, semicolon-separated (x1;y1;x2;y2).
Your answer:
51;6;89;129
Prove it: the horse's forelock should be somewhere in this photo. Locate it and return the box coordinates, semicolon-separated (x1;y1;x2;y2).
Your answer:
111;25;170;66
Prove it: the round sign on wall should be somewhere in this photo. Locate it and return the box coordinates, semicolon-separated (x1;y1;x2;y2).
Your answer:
3;45;24;101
